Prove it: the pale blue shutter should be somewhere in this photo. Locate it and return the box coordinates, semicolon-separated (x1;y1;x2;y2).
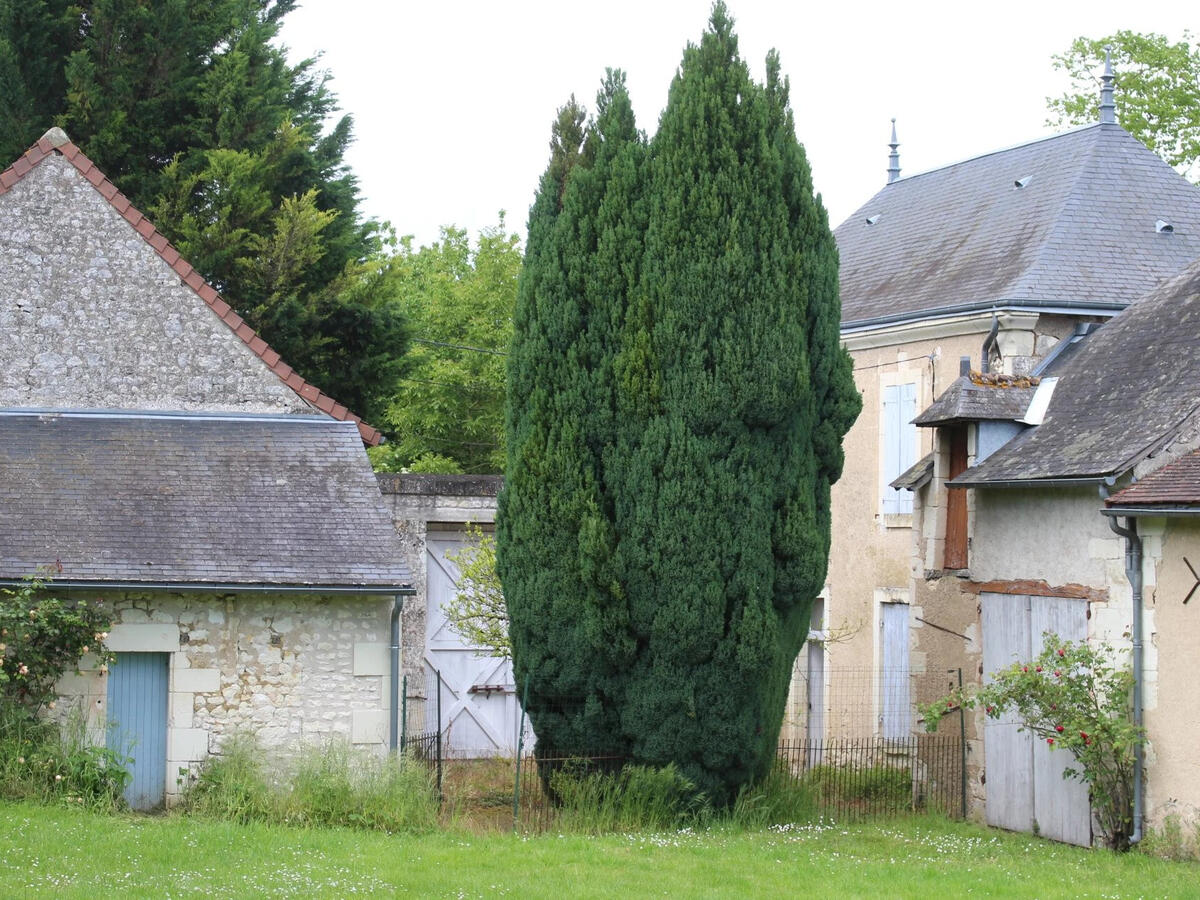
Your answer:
883;384;917;514
897;383;917;514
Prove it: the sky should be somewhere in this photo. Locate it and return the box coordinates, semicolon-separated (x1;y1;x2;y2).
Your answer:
280;1;1196;248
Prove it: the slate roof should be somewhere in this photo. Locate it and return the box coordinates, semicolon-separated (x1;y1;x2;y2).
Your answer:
954;258;1200;485
835;124;1200;328
913;373;1040;427
1106;450;1200;508
0;129;382;445
890;452;934;492
0;411;410;588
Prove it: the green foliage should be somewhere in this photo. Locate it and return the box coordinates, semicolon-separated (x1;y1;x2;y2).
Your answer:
380;220;520;473
444;525;509;659
0;573;114;715
0;0;408;424
727;768;818;829
0;704;128;811
922;635;1143;851
499;3;859;803
184;734;440;833
548;761;709;834
1048;31;1200;180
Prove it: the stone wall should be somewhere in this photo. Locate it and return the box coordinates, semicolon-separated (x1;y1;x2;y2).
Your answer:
377;473;502;680
56;590;395;805
0;154;307;413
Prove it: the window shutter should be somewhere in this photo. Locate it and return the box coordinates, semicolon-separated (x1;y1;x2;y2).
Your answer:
898;383;917;514
882;385;900;514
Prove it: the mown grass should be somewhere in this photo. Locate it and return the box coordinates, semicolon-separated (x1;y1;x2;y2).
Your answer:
0;800;1195;899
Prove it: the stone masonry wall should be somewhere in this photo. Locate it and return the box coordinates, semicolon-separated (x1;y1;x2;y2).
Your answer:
55;590;394;805
377;473;501;690
0;154;307;413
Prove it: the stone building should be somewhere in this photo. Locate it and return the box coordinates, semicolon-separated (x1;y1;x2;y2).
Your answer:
0;128;410;809
806;66;1200;807
926;258;1200;845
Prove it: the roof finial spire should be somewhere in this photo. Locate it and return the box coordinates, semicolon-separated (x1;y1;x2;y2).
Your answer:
1099;45;1116;125
887;118;901;184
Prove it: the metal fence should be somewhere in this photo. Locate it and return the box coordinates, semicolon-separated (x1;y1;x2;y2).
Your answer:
401;665;966;829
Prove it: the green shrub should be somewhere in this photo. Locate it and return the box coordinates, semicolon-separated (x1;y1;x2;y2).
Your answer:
547;761;709;834
807;764;911;806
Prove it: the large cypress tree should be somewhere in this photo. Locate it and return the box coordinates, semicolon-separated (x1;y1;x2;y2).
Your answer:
499;4;858;801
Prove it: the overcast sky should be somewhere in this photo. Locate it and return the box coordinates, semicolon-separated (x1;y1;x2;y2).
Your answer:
280;1;1195;248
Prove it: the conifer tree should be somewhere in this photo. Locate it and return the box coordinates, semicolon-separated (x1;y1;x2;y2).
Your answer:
499;4;858;800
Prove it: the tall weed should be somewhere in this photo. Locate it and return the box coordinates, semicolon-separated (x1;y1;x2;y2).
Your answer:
548;761;709;833
728;767;818;829
0;703;127;811
183;734;439;833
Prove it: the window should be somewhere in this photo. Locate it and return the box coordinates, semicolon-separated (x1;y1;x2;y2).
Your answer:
882;383;917;515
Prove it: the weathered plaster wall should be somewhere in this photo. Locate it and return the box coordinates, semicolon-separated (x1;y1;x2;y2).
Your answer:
0;155;307;413
55;591;393;804
970;488;1113;587
1143;519;1200;836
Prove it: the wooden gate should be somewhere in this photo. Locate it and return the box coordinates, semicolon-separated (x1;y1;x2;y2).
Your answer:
981;592;1090;845
106;652;169;810
425;533;528;756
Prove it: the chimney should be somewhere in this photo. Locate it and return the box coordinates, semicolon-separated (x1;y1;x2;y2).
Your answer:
959;356;971;377
887;118;901;184
1099;46;1116;125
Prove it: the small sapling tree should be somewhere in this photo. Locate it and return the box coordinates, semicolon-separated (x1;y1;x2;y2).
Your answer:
922;634;1143;850
444;525;509;659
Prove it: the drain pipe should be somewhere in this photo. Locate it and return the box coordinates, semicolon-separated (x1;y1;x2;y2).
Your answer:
980;312;1000;373
389;593;404;753
1101;483;1144;845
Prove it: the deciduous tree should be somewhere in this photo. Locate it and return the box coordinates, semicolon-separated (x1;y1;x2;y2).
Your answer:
1048;31;1200;181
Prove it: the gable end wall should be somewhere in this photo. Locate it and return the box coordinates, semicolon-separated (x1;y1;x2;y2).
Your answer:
0;155;309;413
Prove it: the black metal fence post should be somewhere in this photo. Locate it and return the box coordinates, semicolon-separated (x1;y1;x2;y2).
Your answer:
512;671;530;831
957;667;967;818
435;667;443;807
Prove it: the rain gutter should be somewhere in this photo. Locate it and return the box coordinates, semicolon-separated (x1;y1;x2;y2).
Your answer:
841;299;1127;334
0;579;415;596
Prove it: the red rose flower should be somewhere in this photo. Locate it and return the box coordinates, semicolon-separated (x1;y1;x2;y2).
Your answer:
1047;738;1055;746
1055;725;1064;733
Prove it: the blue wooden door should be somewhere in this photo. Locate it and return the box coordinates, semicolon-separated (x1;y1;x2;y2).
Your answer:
107;652;169;810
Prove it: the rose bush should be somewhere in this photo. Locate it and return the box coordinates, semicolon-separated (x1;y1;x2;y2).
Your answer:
922;634;1143;850
0;571;115;715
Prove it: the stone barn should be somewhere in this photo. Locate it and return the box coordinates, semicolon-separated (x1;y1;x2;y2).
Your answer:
0;128;412;809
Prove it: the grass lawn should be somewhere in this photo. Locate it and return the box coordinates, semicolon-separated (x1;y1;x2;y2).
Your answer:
2;801;1195;899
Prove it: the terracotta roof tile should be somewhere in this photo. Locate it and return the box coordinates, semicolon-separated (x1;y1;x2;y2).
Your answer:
1107;450;1200;507
0;130;384;446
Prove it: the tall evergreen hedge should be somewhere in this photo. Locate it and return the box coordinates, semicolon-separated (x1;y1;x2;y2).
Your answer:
498;4;860;802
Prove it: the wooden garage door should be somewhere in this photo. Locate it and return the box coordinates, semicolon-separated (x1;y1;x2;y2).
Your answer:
981;593;1090;846
425;534;530;757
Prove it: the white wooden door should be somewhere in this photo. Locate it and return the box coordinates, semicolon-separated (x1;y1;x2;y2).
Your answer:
981;592;1090;846
425;534;528;757
880;602;911;738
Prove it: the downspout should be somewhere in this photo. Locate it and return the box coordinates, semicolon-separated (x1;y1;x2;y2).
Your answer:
389;593;403;753
980;312;999;373
1100;483;1144;845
